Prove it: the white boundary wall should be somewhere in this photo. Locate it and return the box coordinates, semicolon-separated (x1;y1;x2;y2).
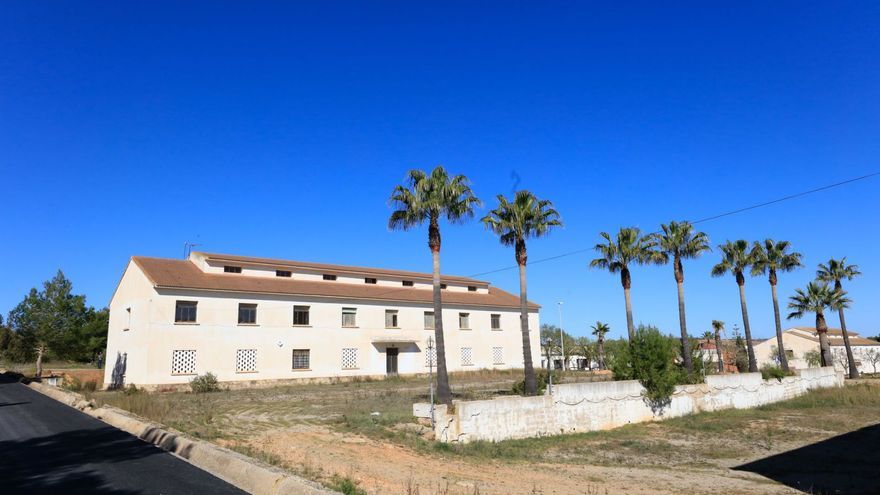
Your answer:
414;367;843;443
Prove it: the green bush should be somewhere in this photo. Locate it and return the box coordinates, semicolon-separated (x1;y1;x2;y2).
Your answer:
761;365;790;381
609;325;679;405
82;380;97;392
512;368;556;395
190;372;220;393
328;475;366;495
123;383;141;395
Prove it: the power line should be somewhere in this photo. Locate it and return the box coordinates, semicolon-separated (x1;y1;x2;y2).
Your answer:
467;171;879;278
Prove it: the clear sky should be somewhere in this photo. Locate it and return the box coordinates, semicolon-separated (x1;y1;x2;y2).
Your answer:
2;2;878;340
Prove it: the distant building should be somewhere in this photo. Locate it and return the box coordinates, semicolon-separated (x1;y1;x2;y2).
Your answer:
104;252;540;389
753;327;880;373
696;340;739;373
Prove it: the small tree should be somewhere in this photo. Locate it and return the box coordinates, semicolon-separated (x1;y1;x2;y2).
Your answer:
863;349;880;374
609;324;679;407
804;349;822;368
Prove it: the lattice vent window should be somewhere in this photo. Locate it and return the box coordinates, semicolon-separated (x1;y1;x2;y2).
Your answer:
171;350;196;375
236;349;258;373
492;347;504;365
425;347;437;367
461;347;473;366
342;348;358;369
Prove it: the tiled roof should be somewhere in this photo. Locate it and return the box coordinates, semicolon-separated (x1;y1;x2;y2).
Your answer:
788;327;879;346
131;256;539;310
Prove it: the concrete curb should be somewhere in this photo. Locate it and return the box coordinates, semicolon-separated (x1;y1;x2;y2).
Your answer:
25;381;337;495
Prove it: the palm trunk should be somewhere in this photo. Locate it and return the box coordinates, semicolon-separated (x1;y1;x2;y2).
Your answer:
431;248;451;406
714;330;724;373
770;282;790;372
676;280;693;373
623;290;635;341
35;344;45;379
597;337;606;370
519;262;537;395
816;312;832;367
738;279;758;372
838;306;859;378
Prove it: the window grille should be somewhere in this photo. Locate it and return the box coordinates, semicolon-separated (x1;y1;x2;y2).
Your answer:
224;265;242;273
364;277;377;284
461;347;473;366
425;347;437;367
236;349;257;372
342;348;358;369
276;270;292;277
402;280;414;287
293;306;310;326
238;303;257;324
493;347;504;365
323;274;337;281
292;349;310;370
175;301;197;323
171;350;196;375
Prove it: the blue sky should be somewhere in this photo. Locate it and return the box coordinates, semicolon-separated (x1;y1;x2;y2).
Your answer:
1;2;878;340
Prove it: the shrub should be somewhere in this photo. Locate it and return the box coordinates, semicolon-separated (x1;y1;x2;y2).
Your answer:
64;376;83;392
123;383;142;395
609;325;679;405
512;368;556;395
82;380;97;392
328;475;366;495
761;365;790;381
190;372;220;393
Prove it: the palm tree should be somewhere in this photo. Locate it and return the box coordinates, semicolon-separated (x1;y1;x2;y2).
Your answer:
591;321;610;370
817;258;862;378
651;221;711;373
787;282;851;367
711;240;758;372
711;320;725;373
751;239;803;373
389;166;481;405
482;190;562;395
590;227;656;341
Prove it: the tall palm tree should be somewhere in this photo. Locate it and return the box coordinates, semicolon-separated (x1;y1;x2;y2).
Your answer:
650;221;711;373
389;166;481;405
591;321;610;370
787;282;851;367
817;258;862;378
711;240;758;372
590;227;656;341
482;190;562;395
711;320;725;373
751;239;803;373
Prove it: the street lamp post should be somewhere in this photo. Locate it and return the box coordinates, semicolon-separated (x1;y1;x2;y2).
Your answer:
557;301;565;371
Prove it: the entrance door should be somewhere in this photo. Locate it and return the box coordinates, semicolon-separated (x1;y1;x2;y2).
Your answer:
386;347;399;376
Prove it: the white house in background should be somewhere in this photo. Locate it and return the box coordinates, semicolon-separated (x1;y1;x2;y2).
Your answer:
753;327;880;373
104;252;540;389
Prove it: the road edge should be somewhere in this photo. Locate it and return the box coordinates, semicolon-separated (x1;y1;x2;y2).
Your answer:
23;379;337;495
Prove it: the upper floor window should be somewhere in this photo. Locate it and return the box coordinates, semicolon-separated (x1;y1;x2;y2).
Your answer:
238;303;257;324
224;266;242;273
175;301;197;323
402;280;414;287
293;306;310;326
276;270;292;278
459;312;470;329
365;277;377;284
468;286;477;292
323;274;337;281
491;314;501;330
424;311;435;330
385;310;399;328
440;283;447;290
124;307;131;331
342;307;357;327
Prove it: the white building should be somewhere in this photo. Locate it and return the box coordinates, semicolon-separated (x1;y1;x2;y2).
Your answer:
104;252;540;389
753;326;880;373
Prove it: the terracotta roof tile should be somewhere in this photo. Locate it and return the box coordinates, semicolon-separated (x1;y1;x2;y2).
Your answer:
132;256;539;310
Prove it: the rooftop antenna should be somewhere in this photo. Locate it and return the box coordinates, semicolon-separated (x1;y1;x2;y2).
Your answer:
183;241;200;259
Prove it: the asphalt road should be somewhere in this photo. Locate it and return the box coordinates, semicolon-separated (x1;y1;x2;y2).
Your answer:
0;374;247;494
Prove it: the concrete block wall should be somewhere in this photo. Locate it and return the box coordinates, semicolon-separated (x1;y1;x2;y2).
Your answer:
415;366;843;443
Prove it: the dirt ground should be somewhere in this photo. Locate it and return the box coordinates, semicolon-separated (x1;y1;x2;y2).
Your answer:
94;372;880;495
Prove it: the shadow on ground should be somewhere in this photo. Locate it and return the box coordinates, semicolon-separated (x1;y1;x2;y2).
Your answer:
735;423;880;495
0;427;152;494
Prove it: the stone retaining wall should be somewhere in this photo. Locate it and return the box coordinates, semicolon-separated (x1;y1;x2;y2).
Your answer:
414;367;843;443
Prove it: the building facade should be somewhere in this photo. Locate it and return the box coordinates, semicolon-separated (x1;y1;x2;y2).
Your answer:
104;252;540;388
753;327;880;374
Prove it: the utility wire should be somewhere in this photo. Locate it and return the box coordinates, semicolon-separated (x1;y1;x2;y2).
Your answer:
467;171;880;278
